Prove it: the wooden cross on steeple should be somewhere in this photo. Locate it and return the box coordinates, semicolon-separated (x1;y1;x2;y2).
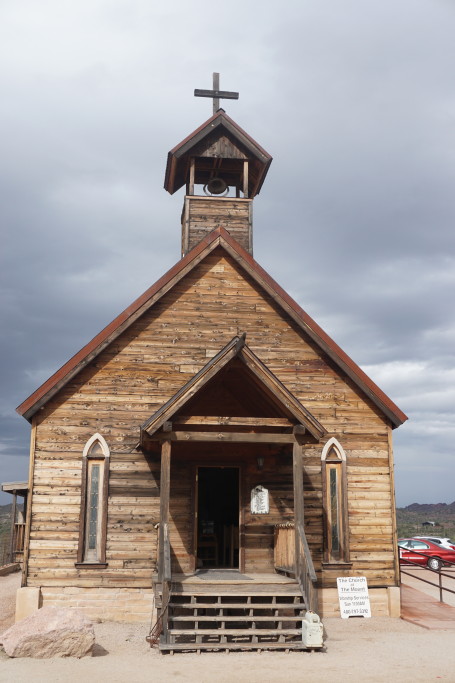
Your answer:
194;73;239;115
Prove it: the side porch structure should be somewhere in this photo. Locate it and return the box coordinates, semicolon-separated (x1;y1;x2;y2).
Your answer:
1;482;28;566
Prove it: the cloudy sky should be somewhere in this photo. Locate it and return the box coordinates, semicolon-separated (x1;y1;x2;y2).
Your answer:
1;0;454;506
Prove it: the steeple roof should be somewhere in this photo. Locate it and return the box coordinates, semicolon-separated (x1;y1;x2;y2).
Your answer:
164;110;272;197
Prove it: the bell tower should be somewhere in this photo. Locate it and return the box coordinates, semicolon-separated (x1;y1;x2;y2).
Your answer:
164;74;272;257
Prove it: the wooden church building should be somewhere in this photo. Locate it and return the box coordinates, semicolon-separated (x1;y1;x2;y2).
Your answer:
13;85;407;651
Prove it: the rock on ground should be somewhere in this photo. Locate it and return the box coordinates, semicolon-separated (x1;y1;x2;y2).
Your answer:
0;606;95;658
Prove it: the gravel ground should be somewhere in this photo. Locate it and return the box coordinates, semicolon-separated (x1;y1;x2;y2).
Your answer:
1;572;455;682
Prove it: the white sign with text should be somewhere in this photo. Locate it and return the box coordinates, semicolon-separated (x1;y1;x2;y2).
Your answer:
337;576;371;619
250;485;269;514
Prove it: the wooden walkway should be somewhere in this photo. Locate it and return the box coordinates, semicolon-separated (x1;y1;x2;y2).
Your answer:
401;584;455;630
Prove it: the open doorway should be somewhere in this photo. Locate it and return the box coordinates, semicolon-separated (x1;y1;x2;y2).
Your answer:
196;467;239;569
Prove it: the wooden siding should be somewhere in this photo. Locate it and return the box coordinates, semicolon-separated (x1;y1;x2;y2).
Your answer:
183;197;252;255
26;248;397;590
198;135;247;160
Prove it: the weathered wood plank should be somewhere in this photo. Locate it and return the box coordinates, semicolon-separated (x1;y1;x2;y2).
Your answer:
151;431;297;443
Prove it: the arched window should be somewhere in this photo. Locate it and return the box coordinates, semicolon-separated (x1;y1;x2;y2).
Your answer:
321;438;350;564
76;434;109;567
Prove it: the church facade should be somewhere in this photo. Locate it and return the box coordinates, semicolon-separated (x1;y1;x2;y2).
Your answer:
14;104;406;649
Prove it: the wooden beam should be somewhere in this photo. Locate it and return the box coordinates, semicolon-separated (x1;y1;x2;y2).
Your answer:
293;425;306;436
1;482;28;494
175;416;294;427
150;431;297;443
194;88;239;100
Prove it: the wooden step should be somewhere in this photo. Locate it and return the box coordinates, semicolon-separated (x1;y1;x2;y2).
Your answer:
169;586;302;596
160;642;319;652
169;628;302;636
170;615;303;622
169;596;305;609
155;578;310;654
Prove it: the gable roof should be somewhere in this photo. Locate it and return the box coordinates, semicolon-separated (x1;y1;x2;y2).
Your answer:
164;109;272;197
140;334;326;443
17;227;408;428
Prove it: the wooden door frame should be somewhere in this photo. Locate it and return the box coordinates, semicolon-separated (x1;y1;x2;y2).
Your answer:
191;463;244;573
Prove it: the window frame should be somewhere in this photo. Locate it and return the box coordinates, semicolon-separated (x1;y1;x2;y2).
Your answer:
321;437;350;566
76;433;109;568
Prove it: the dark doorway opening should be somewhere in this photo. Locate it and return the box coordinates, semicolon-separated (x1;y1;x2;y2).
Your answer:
196;467;239;569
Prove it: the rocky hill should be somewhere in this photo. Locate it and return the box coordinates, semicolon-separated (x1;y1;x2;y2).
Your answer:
396;501;455;539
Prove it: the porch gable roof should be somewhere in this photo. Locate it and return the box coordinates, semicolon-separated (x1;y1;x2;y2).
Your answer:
139;334;326;445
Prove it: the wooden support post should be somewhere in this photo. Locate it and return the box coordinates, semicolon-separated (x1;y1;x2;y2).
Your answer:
189;158;195;196
293;440;304;577
243;160;249;198
158;439;172;643
9;492;17;564
22;419;36;586
158;439;172;582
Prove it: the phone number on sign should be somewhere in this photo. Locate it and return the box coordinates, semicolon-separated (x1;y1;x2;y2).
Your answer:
343;608;370;614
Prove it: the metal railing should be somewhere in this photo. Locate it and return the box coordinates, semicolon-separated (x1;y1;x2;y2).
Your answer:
399;547;455;603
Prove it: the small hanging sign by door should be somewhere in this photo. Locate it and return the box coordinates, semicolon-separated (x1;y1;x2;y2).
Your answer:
251;485;269;514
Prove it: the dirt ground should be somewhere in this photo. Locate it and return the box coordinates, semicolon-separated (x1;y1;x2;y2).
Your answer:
0;570;20;634
1;572;455;683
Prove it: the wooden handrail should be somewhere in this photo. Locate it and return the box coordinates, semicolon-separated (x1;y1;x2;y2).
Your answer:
273;522;318;613
162;523;171;582
295;521;318;613
157;521;171;643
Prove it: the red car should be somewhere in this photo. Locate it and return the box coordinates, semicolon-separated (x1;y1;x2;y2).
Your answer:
398;538;455;570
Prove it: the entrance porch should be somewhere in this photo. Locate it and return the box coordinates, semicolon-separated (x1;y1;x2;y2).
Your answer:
140;335;324;651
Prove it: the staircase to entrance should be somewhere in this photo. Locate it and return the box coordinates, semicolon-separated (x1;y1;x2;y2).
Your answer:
154;573;312;653
151;514;319;653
